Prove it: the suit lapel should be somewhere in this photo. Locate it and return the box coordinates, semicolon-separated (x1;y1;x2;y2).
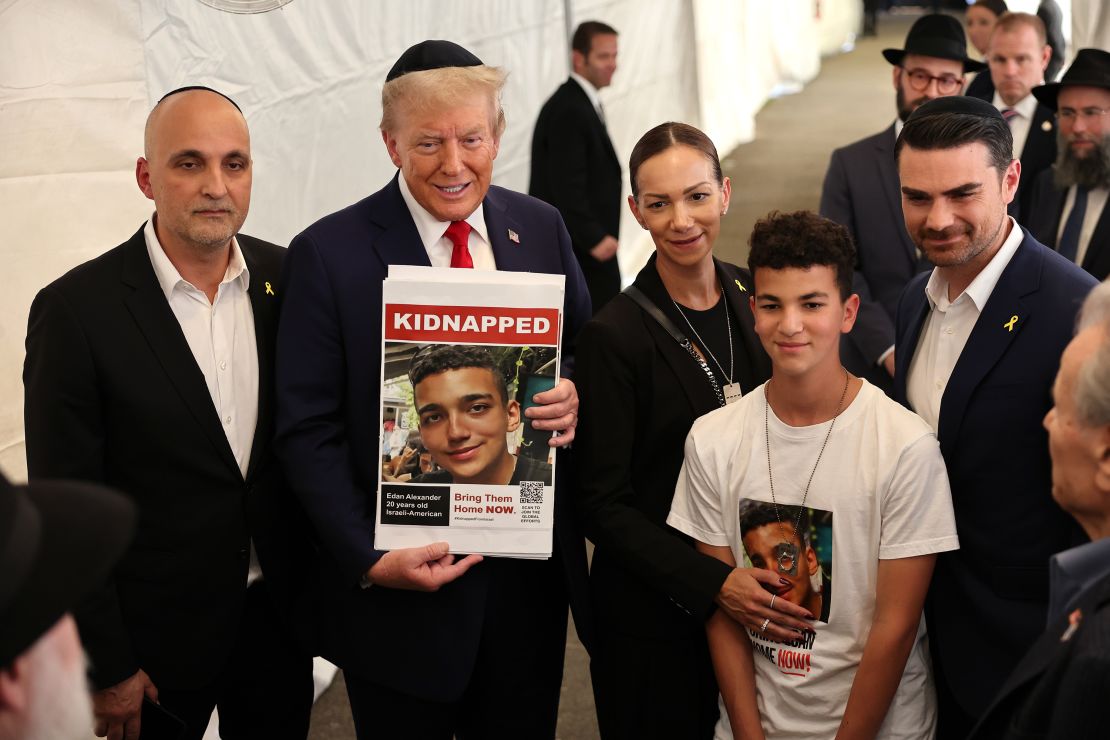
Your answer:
483;187;531;273
120;228;241;477
369;176;433;271
894;286;930;406
937;233;1038;453
241;238;277;482
566;79;618;164
873;126;917;266
715;260;770;392
978;570;1110;726
1042;175;1068;249
634;257;721;414
1081;199;1110;279
1022;106;1055;163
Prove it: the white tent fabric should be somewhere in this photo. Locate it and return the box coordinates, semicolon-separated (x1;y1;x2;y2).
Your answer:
0;0;861;480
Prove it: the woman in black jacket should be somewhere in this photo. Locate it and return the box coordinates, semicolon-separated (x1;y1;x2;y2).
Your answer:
575;122;809;739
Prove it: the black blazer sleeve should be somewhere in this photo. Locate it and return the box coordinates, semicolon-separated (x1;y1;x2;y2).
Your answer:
574;309;731;618
24;284;139;688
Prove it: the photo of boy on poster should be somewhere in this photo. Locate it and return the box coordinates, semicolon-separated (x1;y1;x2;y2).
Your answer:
739;500;832;624
380;343;556;486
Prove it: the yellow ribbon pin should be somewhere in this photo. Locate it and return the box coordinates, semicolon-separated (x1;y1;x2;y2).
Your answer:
734;279;747;292
265;281;275;296
1004;315;1018;332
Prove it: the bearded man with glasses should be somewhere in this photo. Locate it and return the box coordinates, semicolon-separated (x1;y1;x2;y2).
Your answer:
820;14;984;398
1027;48;1110;281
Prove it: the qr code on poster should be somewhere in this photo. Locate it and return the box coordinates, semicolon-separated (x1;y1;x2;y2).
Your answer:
519;480;544;504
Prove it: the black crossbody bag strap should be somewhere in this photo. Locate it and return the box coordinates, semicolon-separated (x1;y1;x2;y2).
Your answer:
622;285;725;407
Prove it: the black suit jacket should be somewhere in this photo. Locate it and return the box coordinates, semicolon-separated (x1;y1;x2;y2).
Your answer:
1013;103;1058;222
966;71;996;102
1026;166;1110;281
820;124;930;393
530;78;623;313
894;229;1096;718
575;255;771;637
23;227;316;691
274;176;593;703
971;569;1110;739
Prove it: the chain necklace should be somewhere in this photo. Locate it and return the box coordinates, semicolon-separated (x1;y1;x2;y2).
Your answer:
672;291;733;384
763;369;850;575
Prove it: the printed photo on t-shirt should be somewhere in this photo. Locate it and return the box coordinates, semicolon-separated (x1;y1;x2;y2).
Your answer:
738;500;832;679
738;499;833;624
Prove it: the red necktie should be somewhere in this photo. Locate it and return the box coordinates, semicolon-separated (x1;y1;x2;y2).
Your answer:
1001;107;1019;126
445;221;473;269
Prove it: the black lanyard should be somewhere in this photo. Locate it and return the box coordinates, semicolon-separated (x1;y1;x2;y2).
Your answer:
622;285;725;408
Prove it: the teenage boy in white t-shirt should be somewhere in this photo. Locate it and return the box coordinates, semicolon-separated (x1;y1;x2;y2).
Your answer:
668;210;959;739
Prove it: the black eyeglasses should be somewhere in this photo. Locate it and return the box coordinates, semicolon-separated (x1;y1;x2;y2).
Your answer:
901;67;963;95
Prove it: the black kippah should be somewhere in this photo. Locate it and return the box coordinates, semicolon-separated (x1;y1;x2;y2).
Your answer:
906;95;1004;123
386;40;483;82
157;85;242;113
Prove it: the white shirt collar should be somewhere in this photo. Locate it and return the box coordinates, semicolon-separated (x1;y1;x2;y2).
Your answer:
144;215;249;300
569;71;604;115
396;173;490;255
894;118;904;141
992;91;1039;118
924;216;1024;312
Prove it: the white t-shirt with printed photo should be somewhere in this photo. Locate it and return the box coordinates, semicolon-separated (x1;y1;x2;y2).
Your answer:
667;380;959;740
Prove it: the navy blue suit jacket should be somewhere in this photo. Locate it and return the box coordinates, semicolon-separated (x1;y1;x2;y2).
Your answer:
821;124;931;393
274;175;592;702
894;229;1096;718
970;569;1110;739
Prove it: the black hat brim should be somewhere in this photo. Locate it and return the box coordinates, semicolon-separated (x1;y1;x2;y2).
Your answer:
1033;79;1110;111
0;479;134;667
883;47;987;74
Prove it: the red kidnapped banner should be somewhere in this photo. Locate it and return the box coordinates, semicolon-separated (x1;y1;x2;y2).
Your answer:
385;303;560;345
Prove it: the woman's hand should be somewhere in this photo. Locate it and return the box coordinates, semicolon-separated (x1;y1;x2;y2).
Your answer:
716;567;814;641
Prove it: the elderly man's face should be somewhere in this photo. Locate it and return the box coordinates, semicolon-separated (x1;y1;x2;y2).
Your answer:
383;92;500;223
1044;325;1110;525
136;90;251;254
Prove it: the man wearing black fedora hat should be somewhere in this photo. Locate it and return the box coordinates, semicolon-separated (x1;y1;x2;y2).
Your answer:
0;473;134;740
275;39;592;739
821;14;985;399
1026;49;1110;282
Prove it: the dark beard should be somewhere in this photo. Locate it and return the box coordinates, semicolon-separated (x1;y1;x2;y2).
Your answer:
1054;132;1110;190
895;86;923;123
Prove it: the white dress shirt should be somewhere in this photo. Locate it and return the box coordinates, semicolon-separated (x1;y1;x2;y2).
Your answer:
397;174;497;271
1056;185;1110;267
906;217;1024;432
145;217;262;584
992;92;1038;161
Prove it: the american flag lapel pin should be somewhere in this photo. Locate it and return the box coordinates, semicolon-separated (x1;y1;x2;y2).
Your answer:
508;229;520;244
